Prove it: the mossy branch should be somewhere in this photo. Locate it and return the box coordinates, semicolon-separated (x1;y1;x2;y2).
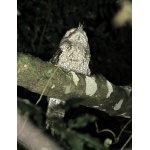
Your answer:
17;52;132;118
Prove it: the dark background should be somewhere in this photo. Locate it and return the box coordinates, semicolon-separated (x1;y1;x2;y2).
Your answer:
18;0;132;86
17;0;132;149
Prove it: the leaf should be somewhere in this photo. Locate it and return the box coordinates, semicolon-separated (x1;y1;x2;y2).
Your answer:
104;138;112;148
17;98;44;127
68;114;96;129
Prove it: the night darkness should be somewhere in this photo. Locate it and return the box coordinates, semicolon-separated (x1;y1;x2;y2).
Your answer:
17;0;132;149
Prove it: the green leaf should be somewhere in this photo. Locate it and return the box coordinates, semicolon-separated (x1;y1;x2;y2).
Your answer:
104;138;112;148
68;114;96;129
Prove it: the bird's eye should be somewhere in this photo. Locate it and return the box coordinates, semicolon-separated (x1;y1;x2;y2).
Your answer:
60;42;71;51
65;44;70;50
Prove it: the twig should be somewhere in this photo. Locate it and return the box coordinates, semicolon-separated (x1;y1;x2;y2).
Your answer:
36;66;59;105
120;135;132;150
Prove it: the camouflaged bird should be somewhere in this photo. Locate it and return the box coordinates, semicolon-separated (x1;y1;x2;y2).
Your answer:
46;24;91;133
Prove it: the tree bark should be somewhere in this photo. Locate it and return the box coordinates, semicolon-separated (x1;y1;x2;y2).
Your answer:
17;52;132;118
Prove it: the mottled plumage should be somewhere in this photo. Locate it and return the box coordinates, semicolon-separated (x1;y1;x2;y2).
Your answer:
51;24;91;75
46;25;91;132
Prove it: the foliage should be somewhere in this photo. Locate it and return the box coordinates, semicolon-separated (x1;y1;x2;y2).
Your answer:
17;98;132;150
18;98;107;150
53;114;106;150
18;98;44;128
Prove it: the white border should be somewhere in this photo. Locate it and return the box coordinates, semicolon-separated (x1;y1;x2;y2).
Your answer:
0;1;17;149
133;0;150;149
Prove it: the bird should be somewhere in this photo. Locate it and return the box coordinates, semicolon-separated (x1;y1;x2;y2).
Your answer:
46;24;91;134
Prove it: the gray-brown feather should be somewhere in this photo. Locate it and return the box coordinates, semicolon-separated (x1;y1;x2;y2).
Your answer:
51;25;91;75
46;25;91;132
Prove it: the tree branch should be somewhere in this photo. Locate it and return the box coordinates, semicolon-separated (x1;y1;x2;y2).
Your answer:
17;52;132;118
